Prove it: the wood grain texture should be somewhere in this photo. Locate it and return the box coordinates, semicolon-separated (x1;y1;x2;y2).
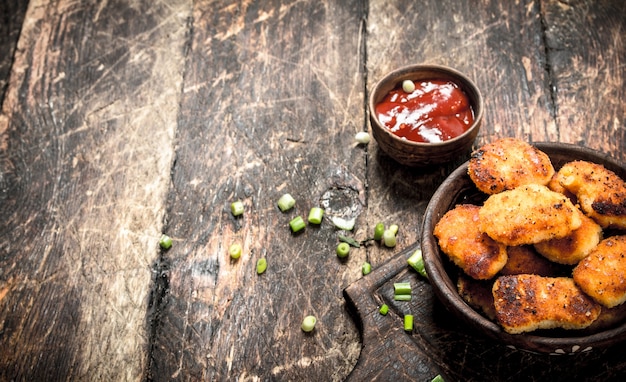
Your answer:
0;0;188;379
367;0;555;142
543;0;626;161
148;1;366;380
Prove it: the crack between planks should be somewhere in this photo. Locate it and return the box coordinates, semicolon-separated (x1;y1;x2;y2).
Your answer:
144;12;195;382
538;0;560;138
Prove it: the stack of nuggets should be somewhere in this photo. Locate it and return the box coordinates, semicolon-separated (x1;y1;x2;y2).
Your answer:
434;138;626;334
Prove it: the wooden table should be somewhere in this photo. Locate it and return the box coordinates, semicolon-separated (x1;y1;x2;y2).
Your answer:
1;0;625;380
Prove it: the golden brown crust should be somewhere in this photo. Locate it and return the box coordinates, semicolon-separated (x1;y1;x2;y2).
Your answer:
557;160;626;229
573;235;626;308
492;275;601;334
436;139;626;334
468;138;555;195
499;245;565;276
548;171;577;203
534;213;603;265
479;184;583;246
434;204;508;280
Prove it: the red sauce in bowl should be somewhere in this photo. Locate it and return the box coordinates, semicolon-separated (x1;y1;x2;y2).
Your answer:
375;79;475;143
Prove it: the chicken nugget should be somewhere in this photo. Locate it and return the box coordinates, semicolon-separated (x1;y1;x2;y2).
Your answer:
557;160;626;229
479;184;583;246
434;204;508;280
573;235;626;308
492;275;601;334
548;171;577;203
468;138;555;195
534;213;603;265
500;245;566;276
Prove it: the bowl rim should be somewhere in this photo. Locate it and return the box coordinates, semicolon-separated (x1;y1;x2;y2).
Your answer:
368;63;484;148
421;141;626;352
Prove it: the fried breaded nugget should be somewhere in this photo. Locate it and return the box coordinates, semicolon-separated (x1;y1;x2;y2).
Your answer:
548;171;577;203
573;235;626;308
479;184;583;246
534;213;603;265
468;138;555;195
499;245;566;276
492;275;601;334
434;204;508;280
457;274;496;320
557;160;626;229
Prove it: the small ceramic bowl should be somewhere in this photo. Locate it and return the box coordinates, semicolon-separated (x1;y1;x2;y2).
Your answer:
368;64;483;166
421;142;626;354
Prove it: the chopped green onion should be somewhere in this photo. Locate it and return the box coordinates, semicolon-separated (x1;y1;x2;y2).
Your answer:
394;282;411;295
231;200;244;216
289;216;306;233
394;281;411;301
331;216;355;231
379;304;389;315
373;222;384;240
402;80;415;93
159;234;173;250
277;193;296;212
308;207;324;224
256;258;267;274
404;314;414;331
382;229;396;247
408;248;428;278
355;131;371;144
431;375;445;382
388;224;399;236
339;235;360;248
336;242;350;258
228;243;242;259
301;315;317;332
362;262;372;275
394;294;412;301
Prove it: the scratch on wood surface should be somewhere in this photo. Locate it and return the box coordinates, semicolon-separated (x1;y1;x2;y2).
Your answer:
93;0;108;22
277;0;309;19
0;114;8;150
226;343;235;374
270;342;360;379
521;56;533;82
0;277;14;303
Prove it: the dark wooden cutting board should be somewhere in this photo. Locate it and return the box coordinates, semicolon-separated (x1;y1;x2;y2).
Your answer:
343;244;626;381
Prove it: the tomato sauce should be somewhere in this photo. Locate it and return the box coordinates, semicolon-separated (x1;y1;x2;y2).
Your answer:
375;79;474;143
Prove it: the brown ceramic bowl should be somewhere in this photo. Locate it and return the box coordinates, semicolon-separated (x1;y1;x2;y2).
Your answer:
421;142;626;354
368;64;483;166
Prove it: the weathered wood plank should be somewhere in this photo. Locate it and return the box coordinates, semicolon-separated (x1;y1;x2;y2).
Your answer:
0;0;188;379
148;1;367;380
543;0;626;162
